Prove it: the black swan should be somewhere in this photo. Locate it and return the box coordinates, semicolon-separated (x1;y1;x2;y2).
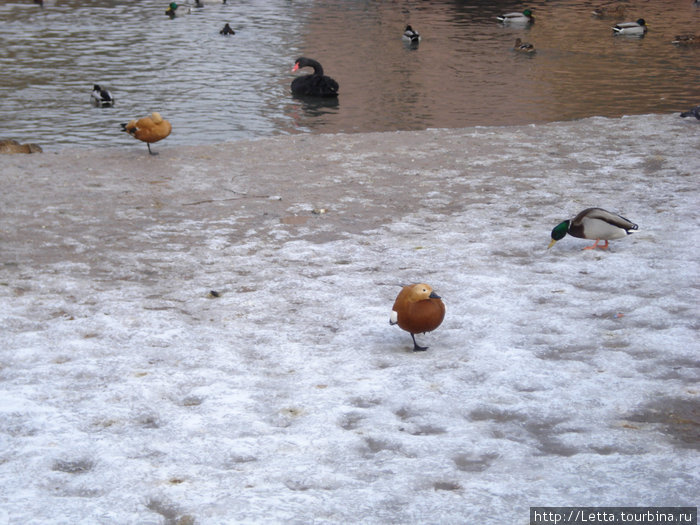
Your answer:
291;57;339;98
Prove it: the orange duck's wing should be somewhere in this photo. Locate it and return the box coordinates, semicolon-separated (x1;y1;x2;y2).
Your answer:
402;298;445;334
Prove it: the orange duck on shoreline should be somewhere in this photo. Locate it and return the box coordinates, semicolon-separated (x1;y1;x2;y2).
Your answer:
121;112;172;155
390;283;445;352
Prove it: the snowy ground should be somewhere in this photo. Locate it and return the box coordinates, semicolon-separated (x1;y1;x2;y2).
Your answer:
1;114;698;524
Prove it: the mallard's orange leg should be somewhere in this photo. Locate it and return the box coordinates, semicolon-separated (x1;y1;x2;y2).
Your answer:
584;239;609;250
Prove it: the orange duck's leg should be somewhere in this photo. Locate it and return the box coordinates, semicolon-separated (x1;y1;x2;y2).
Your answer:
583;239;601;250
411;333;428;352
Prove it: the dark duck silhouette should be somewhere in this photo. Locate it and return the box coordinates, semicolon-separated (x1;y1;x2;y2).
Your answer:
220;23;235;35
680;106;700;119
291;57;339;98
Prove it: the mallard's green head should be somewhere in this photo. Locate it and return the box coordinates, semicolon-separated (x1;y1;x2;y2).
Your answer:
548;220;570;248
169;2;178;9
523;9;533;17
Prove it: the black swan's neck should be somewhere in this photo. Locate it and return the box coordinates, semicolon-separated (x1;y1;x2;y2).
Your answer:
299;58;324;76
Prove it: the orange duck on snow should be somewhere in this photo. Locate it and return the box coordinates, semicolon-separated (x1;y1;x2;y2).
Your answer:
390;283;445;352
121;112;172;155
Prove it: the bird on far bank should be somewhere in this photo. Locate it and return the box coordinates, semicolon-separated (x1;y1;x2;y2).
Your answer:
612;18;647;35
121;112;172;155
91;84;114;106
390;283;445;352
680;106;700;119
402;25;421;45
497;9;534;24
548;208;638;250
513;38;535;53
291;57;339;98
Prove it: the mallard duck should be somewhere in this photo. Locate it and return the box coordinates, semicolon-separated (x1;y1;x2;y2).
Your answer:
672;34;698;46
402;25;421;44
680;106;700;119
165;2;178;17
121;112;172;155
390;283;445;352
497;9;534;24
220;23;235;35
91;84;114;107
514;38;535;53
592;5;627;18
612;19;647;35
291;57;339;98
548;208;638;250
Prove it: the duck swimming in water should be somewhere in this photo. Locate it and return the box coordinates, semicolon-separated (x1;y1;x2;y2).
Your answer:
612;18;647;35
497;9;534;24
402;25;421;45
548;208;638;250
592;5;627;18
91;84;114;106
513;38;535;53
672;34;698;46
165;2;178;17
291;57;339;98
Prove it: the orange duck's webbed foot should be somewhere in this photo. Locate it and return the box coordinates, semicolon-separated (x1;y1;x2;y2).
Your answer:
411;334;428;352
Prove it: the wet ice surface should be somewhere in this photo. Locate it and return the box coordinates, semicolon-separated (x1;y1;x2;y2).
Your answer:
0;114;698;524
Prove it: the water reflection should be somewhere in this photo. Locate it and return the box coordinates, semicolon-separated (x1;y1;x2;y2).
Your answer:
294;96;339;115
0;0;698;150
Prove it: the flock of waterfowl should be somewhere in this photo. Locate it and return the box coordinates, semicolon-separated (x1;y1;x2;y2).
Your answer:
494;3;699;54
77;1;699;155
10;1;700;351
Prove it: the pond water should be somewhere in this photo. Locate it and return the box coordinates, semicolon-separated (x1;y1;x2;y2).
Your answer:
0;0;698;150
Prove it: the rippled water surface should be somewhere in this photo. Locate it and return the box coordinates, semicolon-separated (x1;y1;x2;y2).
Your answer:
0;0;699;150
